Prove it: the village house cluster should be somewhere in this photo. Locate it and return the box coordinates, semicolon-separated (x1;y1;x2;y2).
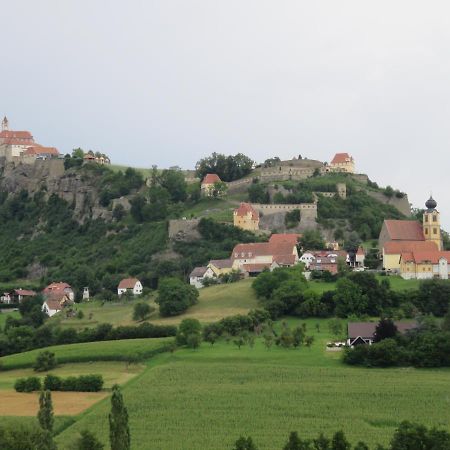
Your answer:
190;233;365;288
379;197;450;279
0;117;110;165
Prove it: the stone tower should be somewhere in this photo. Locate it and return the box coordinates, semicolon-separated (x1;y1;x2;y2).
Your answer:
1;116;9;131
423;196;442;250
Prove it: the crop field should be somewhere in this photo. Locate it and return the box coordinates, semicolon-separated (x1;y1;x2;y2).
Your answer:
54;318;450;450
0;337;173;370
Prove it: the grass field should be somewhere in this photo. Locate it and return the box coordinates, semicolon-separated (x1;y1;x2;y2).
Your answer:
0;310;19;329
0;338;173;370
52;318;450;450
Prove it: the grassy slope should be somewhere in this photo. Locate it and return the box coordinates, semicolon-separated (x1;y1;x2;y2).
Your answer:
0;338;173;370
54;318;450;450
57;278;258;329
0;310;20;329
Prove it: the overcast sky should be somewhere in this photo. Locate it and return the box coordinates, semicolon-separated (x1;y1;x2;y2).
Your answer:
1;1;450;225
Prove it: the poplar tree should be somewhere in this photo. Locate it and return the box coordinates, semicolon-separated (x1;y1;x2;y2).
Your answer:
37;390;54;432
109;384;130;450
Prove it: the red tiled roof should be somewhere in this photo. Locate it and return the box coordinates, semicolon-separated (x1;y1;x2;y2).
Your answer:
118;278;140;289
273;254;297;265
400;251;450;264
269;233;300;245
14;289;36;296
0;130;33;140
384;240;437;255
43;282;72;293
331;153;352;164
201;173;221;185
232;239;297;264
242;263;271;273
383;220;425;241
25;146;59;156
356;246;365;256
235;203;259;220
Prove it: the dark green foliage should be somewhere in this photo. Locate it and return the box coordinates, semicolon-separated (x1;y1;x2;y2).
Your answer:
299;229;326;250
43;374;104;392
248;180;270;203
233;436;259;450
285;209;301;229
334;278;368;318
176;318;202;346
38;390;54;433
283;431;311;449
196;152;254;182
73;430;105;450
0;424;56;450
132;302;153;321
413;279;450;317
14;376;42;392
330;431;350;450
109;384;130;450
390;421;450;450
374;318;398;342
156;278;199;316
33;350;57;372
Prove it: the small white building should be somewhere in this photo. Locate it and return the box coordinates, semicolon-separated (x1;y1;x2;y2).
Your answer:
299;252;315;268
189;266;215;288
117;278;143;296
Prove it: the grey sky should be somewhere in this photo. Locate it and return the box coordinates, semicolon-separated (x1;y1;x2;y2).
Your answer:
1;1;450;226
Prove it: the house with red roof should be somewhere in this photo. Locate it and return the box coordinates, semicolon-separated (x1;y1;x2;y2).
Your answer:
329;153;354;173
233;203;259;231
42;293;73;317
43;282;75;301
24;146;60;161
231;233;299;275
117;278;143;296
200;173;223;197
400;250;450;280
1;289;36;304
0;117;36;160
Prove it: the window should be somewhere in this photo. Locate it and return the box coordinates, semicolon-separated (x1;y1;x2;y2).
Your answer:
433;215;437;222
425;228;428;234
433;228;437;235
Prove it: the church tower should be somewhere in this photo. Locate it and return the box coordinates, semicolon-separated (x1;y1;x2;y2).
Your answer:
423;196;442;250
1;116;9;131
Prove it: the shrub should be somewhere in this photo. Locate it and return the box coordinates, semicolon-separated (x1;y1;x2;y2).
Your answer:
132;302;154;321
33;351;57;372
43;374;62;391
14;376;42;392
43;374;103;392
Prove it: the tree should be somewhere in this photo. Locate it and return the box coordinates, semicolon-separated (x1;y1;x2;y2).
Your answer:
293;326;305;348
196;152;254;182
156;278;199;317
390;421;450;450
328;319;343;337
159;169;188;203
186;333;201;349
305;335;315;348
38;390;54;433
132;302;153;322
330;431;350;450
373;318;398;343
344;231;361;253
283;431;311;450
34;351;57;372
248;181;269;203
72;148;85;159
353;443;369;450
109;384;130;450
414;280;450;317
300;229;325;250
212;181;228;198
176;318;202;346
334;278;368;318
233;436;258;450
73;430;104;450
233;334;246;350
313;433;330;450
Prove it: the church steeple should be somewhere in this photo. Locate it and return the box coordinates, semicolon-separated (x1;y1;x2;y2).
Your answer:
1;116;9;131
423;196;442;250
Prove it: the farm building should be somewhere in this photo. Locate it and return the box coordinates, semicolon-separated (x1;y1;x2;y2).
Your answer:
42;293;74;317
118;278;143;296
347;321;417;346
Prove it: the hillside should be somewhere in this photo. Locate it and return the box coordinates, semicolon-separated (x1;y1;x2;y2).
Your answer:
0;154;417;294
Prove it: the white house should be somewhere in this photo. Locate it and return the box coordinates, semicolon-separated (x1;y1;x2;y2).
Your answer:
42;294;73;317
43;282;75;301
299;252;315;268
117;278;143;296
189;266;215;288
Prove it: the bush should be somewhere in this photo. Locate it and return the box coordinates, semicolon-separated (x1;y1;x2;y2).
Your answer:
176;319;202;346
156;278;199;317
43;374;103;392
132;302;154;321
33;351;57;372
14;376;42;392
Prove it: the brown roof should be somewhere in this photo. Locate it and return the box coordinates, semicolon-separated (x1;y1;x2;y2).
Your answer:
348;321;417;339
269;234;300;245
331;153;352;164
44;298;65;311
25;146;59;156
118;278;140;289
242;263;271;273
384;240;437;255
14;289;36;296
400;251;450;264
190;267;208;278
273;254;297;265
356;246;365;256
0;130;34;140
209;259;233;269
201;173;221;185
234;203;259;220
383;220;425;241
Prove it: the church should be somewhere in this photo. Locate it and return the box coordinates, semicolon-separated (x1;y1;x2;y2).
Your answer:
379;197;450;279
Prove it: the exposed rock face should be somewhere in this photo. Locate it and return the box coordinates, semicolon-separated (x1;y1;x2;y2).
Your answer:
0;159;108;222
168;219;200;241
